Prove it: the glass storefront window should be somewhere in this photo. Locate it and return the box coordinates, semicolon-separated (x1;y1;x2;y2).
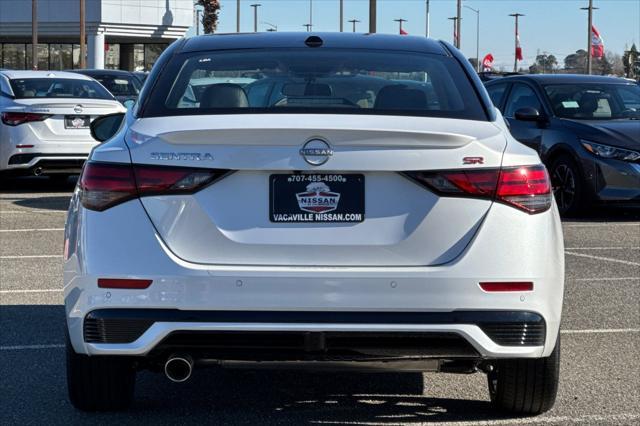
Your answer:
105;43;120;69
72;44;81;69
2;44;26;69
144;44;167;71
50;44;73;70
26;44;49;70
133;44;145;71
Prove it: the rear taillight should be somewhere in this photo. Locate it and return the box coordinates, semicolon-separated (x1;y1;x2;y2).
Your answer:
496;166;552;214
1;112;52;126
79;162;229;211
404;165;552;214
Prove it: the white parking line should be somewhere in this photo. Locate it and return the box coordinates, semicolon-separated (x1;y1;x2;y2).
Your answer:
0;210;66;214
565;251;640;266
310;413;640;425
565;247;639;250
0;344;65;351
0;289;61;294
0;228;64;233
570;277;639;282
562;328;640;334
0;255;62;259
563;222;640;227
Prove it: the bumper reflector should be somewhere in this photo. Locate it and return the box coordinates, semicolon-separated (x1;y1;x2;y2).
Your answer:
479;282;533;292
98;278;153;289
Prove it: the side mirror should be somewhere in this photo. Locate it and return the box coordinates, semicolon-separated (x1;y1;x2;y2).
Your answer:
514;107;544;122
123;99;136;110
90;113;125;142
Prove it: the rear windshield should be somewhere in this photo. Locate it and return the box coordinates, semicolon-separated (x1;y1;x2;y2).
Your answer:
544;83;640;120
88;74;141;96
9;78;114;100
143;48;487;120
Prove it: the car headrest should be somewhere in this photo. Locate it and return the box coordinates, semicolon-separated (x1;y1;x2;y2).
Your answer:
578;92;600;114
374;85;426;110
200;83;249;108
304;83;332;97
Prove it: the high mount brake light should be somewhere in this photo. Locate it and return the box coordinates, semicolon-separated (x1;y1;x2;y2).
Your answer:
404;165;552;214
1;112;52;126
79;162;229;211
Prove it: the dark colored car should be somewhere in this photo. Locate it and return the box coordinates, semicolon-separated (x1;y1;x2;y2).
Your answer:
132;71;148;84
485;74;640;215
69;69;142;105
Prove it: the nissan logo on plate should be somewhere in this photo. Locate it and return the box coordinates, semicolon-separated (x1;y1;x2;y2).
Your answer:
74;105;83;114
299;139;333;166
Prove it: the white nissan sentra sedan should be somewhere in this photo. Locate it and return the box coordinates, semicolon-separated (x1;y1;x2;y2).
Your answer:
0;70;125;180
64;33;564;414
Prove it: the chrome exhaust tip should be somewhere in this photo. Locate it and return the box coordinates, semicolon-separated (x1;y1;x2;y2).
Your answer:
164;354;193;383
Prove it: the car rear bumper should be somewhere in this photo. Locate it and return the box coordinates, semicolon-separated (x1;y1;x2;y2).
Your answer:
80;309;546;361
4;153;87;175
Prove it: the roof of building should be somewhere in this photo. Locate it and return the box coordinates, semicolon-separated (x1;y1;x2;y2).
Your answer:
181;32;449;55
0;70;94;80
70;69;137;76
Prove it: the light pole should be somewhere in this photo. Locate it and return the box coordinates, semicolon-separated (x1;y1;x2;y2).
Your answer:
250;4;261;33
369;0;377;33
236;0;241;33
309;0;313;31
303;24;312;32
581;0;598;74
32;0;38;70
456;0;462;48
448;17;458;46
348;19;360;33
465;5;480;72
425;0;430;38
394;18;407;35
340;0;344;32
509;13;524;72
262;21;277;32
80;0;86;69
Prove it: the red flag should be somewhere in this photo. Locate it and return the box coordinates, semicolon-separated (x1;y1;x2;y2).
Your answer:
515;32;523;61
482;53;494;71
591;25;604;58
400;28;408;35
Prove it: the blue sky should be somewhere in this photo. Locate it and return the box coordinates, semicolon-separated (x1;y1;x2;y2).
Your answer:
189;0;640;69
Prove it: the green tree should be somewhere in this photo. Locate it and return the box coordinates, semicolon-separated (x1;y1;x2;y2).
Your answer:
622;44;639;79
564;49;588;73
196;0;221;34
530;54;558;74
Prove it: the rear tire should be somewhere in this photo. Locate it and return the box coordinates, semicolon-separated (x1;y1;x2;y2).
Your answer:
487;336;560;415
66;333;136;411
549;155;583;216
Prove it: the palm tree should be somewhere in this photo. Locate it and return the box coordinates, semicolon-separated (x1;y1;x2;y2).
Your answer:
196;0;221;34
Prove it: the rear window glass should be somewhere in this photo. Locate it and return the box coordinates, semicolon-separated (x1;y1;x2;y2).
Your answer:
143;48;487;120
89;74;141;96
9;78;114;100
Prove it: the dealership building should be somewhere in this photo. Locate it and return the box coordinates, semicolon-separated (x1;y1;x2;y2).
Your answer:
0;0;193;71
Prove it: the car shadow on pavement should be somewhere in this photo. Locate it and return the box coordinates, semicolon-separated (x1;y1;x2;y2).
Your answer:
0;175;77;193
0;305;522;425
0;176;76;211
563;205;640;222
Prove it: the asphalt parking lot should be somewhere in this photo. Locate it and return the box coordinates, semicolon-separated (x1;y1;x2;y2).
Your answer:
0;176;638;425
